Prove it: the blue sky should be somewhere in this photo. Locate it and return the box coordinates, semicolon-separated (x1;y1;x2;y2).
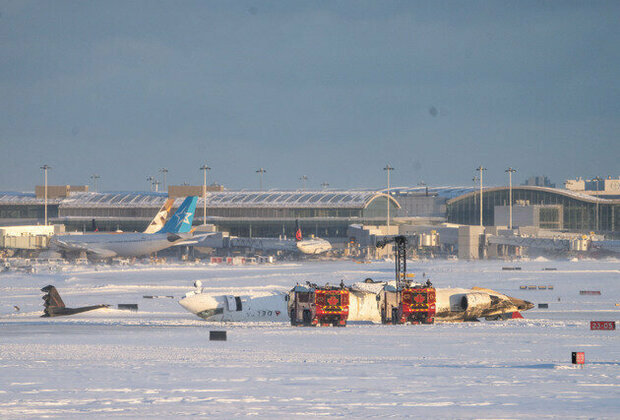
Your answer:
1;1;619;191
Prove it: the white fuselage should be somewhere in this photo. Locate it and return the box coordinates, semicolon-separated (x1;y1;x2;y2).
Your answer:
179;284;532;323
179;290;288;322
295;238;332;254
50;232;188;258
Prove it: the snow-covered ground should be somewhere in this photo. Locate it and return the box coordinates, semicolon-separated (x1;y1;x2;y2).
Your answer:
1;258;619;418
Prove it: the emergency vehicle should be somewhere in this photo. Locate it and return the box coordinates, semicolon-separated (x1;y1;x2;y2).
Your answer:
288;283;350;326
376;235;436;324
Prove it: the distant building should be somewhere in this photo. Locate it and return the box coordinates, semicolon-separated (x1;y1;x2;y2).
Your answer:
447;186;619;234
522;176;555;188
35;185;88;199
564;176;620;198
168;184;224;199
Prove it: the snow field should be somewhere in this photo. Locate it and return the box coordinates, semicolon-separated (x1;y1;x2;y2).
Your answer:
1;259;618;418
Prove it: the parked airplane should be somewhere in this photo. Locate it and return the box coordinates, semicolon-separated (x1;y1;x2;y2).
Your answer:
144;198;175;233
50;196;198;258
198;220;332;255
178;280;533;323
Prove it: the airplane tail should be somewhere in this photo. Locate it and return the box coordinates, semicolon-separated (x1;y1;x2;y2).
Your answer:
41;285;108;317
295;219;303;241
41;285;65;314
157;196;198;234
144;198;175;233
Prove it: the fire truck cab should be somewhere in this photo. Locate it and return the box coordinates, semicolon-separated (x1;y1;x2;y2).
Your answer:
380;282;436;325
288;284;349;327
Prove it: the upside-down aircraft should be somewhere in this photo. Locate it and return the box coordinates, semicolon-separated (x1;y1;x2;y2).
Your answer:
50;196;198;258
178;279;533;323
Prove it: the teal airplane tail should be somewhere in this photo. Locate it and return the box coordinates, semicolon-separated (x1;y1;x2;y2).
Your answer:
158;196;198;233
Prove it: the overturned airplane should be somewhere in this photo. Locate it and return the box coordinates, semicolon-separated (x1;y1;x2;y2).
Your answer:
41;285;108;317
178;279;533;323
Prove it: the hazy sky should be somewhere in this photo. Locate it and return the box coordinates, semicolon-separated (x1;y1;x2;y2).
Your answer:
1;1;619;191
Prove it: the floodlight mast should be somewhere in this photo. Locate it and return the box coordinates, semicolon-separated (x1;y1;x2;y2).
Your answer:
505;168;517;229
475;166;487;226
90;174;100;193
383;164;394;230
256;168;266;191
40;165;51;225
200;164;211;225
299;175;308;190
159;168;168;191
594;176;602;231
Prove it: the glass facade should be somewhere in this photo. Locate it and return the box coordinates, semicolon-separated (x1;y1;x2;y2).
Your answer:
447;187;619;234
0;191;400;237
0;204;58;219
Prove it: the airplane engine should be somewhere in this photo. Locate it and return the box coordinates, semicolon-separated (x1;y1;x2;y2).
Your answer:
461;293;493;312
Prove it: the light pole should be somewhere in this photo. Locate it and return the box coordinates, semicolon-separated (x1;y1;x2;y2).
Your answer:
383;164;394;229
299;175;308;190
40;164;51;225
505;168;517;229
159;168;168;191
321;182;329;190
146;176;155;192
256;168;266;190
90;174;100;193
199;164;211;225
154;180;160;192
594;176;601;231
475;166;486;226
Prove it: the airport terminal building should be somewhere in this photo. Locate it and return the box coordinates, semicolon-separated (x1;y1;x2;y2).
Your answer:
0;190;400;238
1;184;618;240
446;186;619;234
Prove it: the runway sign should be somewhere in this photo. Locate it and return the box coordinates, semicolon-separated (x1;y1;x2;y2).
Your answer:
210;331;227;341
590;321;615;330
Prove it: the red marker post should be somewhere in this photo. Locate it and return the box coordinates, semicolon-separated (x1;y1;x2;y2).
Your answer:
590;321;616;330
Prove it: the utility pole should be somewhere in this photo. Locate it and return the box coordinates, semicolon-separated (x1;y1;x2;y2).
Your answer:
383;164;394;230
90;174;100;193
256;168;266;190
475;166;486;226
159;168;168;191
40;165;51;225
299;175;308;190
199;164;211;225
505;168;517;229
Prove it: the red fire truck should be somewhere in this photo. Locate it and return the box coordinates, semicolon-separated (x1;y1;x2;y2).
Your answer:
381;284;436;324
400;286;436;324
289;284;350;327
376;236;436;324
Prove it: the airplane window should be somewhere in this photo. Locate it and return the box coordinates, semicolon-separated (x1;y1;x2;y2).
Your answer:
235;296;242;311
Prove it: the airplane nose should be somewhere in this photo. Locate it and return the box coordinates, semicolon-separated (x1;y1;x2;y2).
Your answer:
519;300;534;311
